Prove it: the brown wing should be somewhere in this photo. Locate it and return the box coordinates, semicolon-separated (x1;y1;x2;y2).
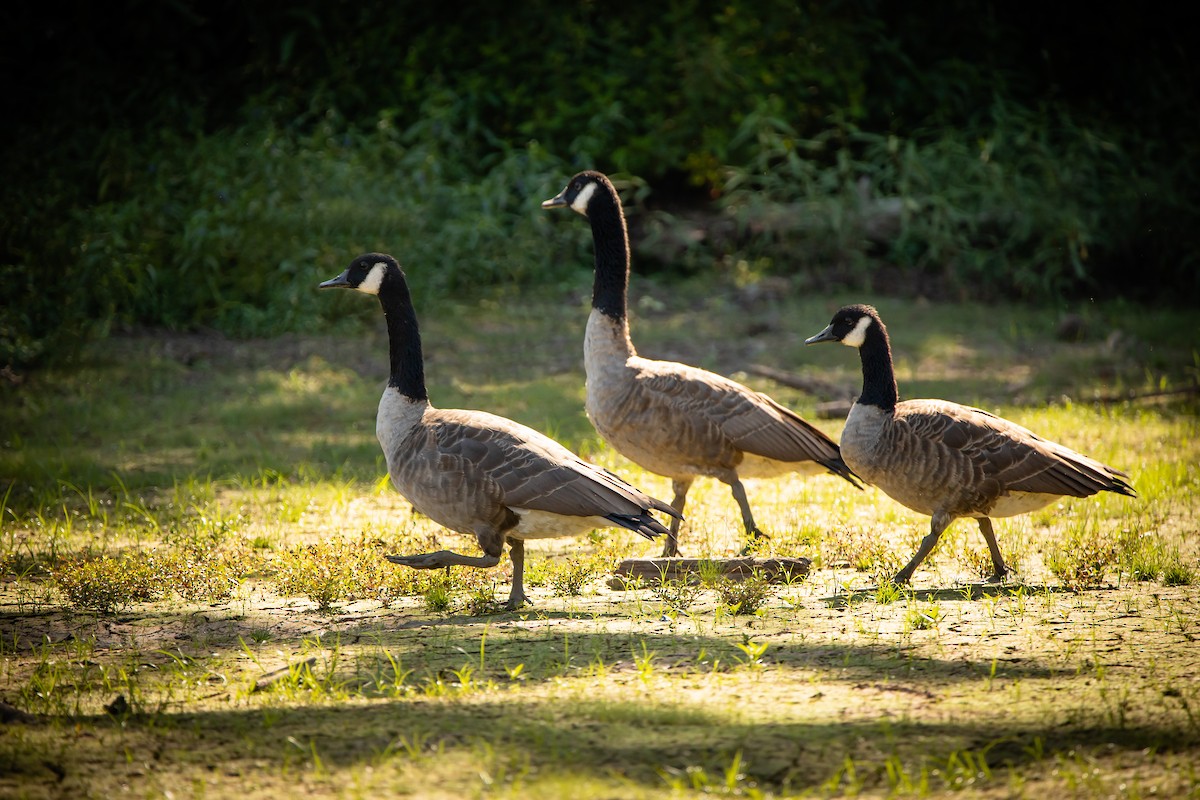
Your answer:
428;409;680;527
638;360;857;481
896;400;1134;499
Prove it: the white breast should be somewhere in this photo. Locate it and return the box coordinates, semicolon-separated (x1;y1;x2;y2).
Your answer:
838;402;890;477
584;309;636;375
376;388;429;471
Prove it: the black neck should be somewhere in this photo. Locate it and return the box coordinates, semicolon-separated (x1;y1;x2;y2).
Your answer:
857;321;899;411
586;183;630;322
378;272;428;401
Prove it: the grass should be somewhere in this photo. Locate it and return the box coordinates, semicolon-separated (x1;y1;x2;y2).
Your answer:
1;286;1198;798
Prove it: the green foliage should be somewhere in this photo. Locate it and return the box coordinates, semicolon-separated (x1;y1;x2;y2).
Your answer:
271;535;417;611
463;582;503;616
546;556;600;598
820;524;900;578
1047;522;1123;592
3;2;1197;371
73;115;576;339
650;576;704;615
53;555;165;615
720;101;1188;302
873;581;905;605
406;567;503;614
904;601;943;632
660;750;764;797
1126;534;1197;587
52;545;247;614
152;545;243;604
420;572;457;614
1162;561;1197;587
712;571;776;615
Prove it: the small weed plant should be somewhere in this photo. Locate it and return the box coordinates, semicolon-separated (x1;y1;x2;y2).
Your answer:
421;572;457;614
53;555;165;614
546;556;599;598
463;581;503;615
1124;533;1197;586
271;535;418;611
52;546;250;614
651;576;704;615
713;571;777;616
1047;521;1123;591
905;601;944;632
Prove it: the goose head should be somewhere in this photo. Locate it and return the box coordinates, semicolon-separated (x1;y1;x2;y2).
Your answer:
542;171;608;217
318;252;400;295
805;304;880;349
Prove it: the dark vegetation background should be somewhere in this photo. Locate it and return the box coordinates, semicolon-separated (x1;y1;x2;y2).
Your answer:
2;1;1197;371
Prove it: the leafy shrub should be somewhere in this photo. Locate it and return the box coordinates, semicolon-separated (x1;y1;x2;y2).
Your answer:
271;535;418;611
650;577;704;614
53;555;165;615
421;573;456;614
1047;526;1121;591
712;571;777;615
546;556;600;598
72;115;579;339
154;548;243;604
53;545;253;614
5;2;1197;372
720;101;1178;303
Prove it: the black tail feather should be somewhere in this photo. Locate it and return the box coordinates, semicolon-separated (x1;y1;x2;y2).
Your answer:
604;512;672;540
825;455;865;490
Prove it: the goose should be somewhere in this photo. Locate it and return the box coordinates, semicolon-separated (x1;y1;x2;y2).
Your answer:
319;253;681;610
804;303;1136;584
542;171;861;557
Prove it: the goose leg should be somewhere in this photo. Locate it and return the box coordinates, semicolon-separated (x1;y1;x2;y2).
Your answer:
505;536;530;610
893;511;955;584
729;478;767;556
976;517;1008;582
662;477;693;557
387;526;505;572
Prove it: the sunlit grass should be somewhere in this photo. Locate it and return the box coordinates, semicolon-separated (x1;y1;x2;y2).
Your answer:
0;291;1197;798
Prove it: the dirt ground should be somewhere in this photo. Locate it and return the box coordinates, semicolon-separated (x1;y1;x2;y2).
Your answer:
3;563;1198;798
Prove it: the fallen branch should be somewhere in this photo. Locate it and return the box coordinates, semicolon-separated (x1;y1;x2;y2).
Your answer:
251;657;318;693
1090;384;1199;405
746;364;855;403
608;556;810;589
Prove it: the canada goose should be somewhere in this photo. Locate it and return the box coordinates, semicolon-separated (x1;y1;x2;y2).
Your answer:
542;171;861;557
805;303;1136;584
319;253;681;610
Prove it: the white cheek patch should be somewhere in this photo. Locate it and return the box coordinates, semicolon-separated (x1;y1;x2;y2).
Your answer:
841;315;872;348
358;262;387;295
570;181;598;215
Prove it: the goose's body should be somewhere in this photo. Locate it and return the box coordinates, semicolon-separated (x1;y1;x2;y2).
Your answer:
321;253;680;609
806;304;1136;584
377;396;657;540
586;316;836;483
544;171;861;556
